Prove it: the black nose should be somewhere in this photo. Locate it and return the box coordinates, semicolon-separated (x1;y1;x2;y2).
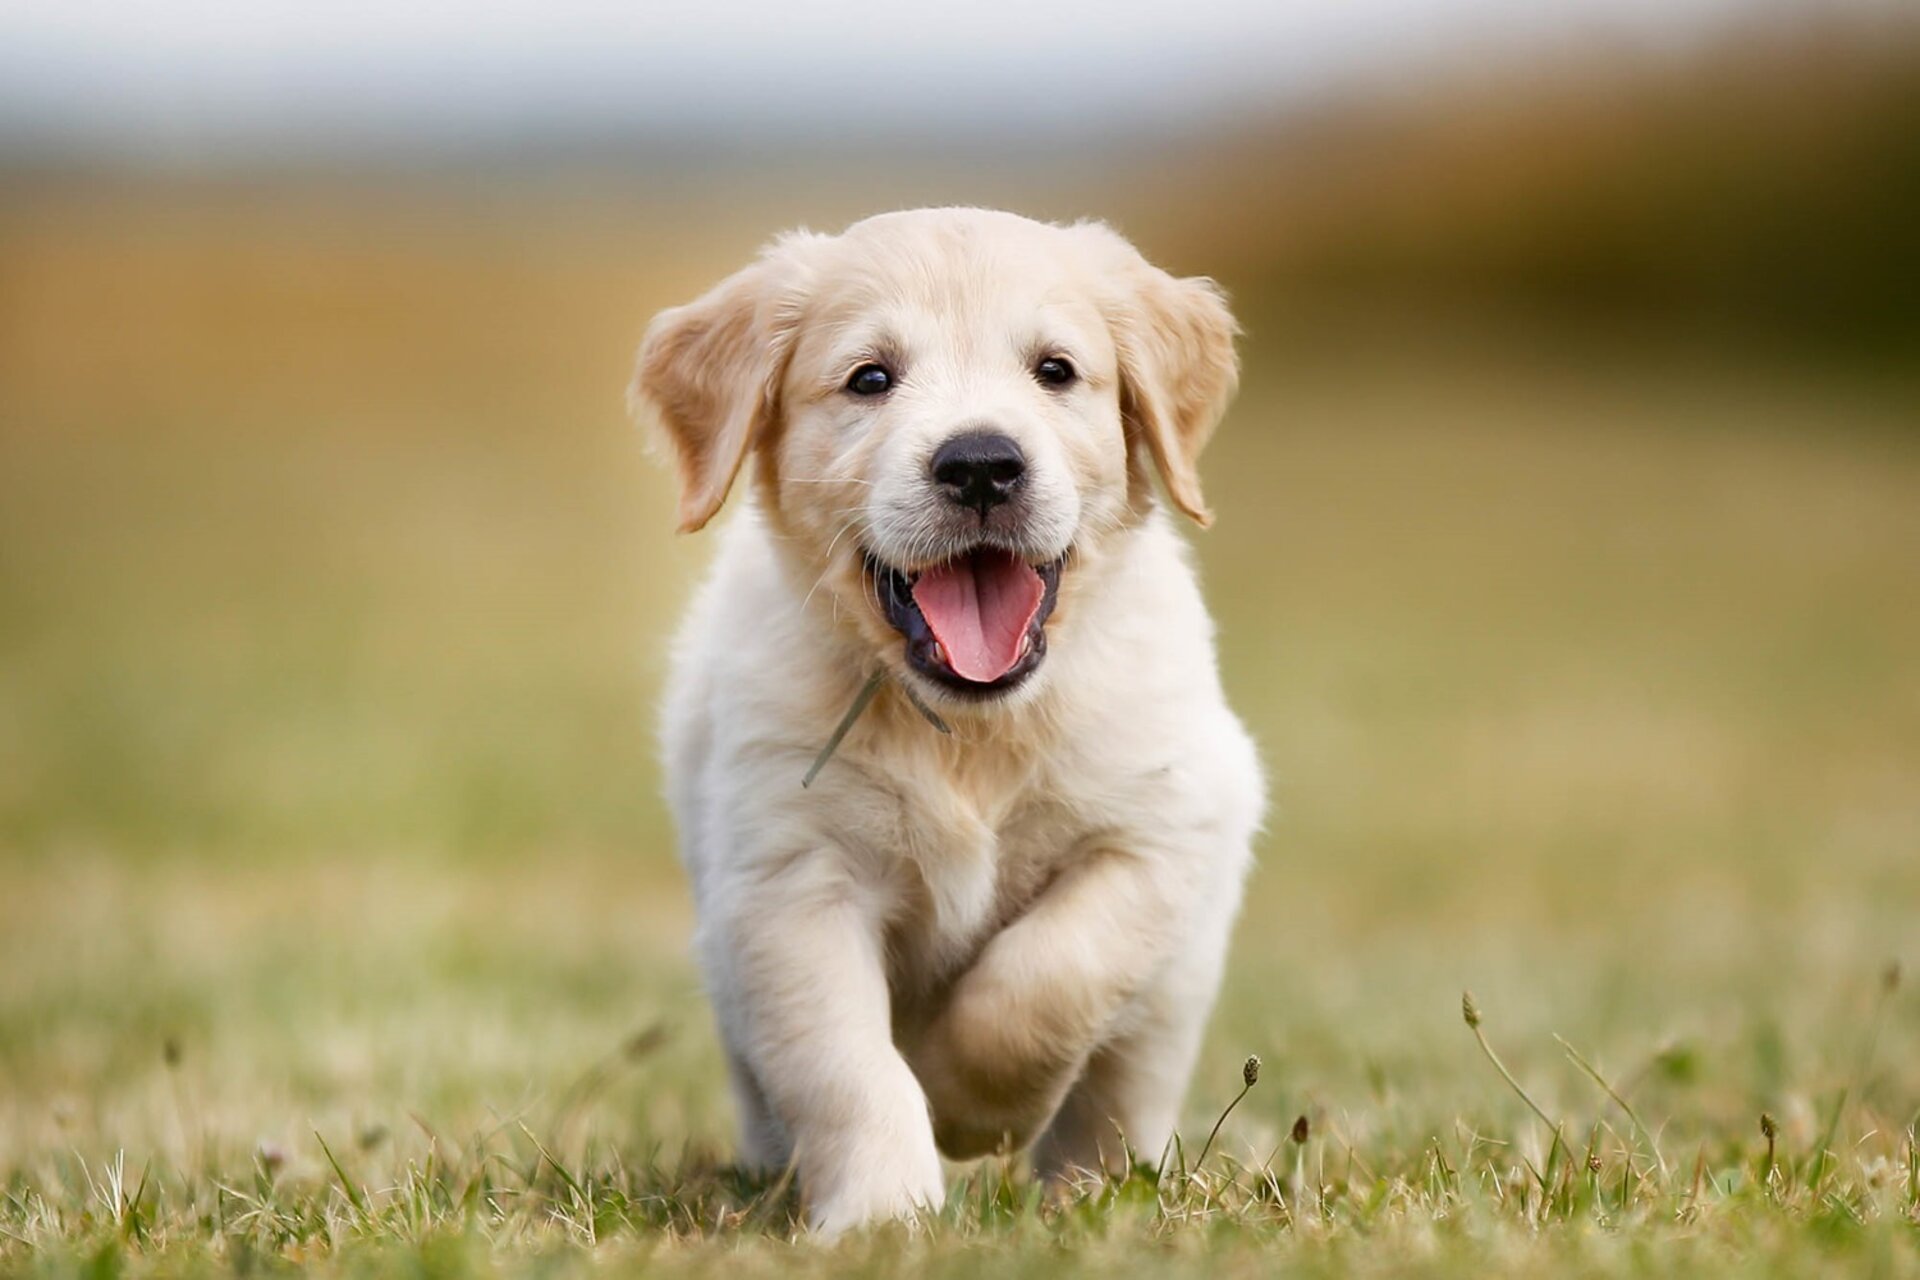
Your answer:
931;432;1026;517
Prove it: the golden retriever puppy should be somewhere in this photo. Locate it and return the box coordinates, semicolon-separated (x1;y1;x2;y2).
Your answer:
631;208;1263;1235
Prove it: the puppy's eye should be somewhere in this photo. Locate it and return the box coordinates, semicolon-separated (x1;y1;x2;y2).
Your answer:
846;364;893;396
1034;356;1076;388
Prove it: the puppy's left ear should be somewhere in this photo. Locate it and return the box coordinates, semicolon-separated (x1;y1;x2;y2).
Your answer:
629;237;811;533
1085;225;1240;527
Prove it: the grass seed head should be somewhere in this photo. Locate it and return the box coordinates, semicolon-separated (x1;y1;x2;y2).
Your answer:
1292;1114;1311;1144
1462;991;1482;1028
1243;1055;1262;1088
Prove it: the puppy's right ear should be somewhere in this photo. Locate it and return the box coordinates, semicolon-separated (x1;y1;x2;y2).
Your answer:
630;243;807;533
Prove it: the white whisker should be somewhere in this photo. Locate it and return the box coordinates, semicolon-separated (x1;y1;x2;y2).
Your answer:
802;516;863;612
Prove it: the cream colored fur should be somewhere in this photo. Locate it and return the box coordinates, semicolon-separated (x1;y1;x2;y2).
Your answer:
631;208;1264;1235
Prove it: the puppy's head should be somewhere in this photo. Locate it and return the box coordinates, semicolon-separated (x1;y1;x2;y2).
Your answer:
632;208;1237;705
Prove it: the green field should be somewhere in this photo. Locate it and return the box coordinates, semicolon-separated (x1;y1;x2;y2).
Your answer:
1;191;1917;1276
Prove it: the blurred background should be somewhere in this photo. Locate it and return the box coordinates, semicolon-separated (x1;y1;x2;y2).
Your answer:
1;0;1916;1184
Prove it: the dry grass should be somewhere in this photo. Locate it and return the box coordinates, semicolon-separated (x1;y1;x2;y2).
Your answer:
1;185;1917;1277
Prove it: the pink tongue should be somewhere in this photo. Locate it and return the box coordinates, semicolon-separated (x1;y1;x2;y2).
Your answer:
910;550;1045;683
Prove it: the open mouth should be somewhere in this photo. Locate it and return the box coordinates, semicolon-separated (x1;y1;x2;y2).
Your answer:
865;547;1065;696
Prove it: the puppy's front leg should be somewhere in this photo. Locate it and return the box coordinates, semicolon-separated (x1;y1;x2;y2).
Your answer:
906;846;1183;1158
717;856;944;1235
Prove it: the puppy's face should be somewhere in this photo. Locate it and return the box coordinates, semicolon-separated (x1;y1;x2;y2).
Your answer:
634;209;1237;706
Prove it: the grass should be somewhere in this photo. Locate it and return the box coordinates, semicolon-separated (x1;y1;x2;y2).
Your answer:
1;933;1912;1277
1;184;1918;1276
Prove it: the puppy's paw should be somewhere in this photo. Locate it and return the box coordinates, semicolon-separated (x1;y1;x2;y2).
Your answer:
806;1153;944;1239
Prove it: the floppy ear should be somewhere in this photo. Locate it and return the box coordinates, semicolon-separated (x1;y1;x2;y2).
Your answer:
1090;227;1241;527
629;245;805;533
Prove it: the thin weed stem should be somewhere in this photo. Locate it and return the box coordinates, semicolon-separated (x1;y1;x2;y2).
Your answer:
1194;1056;1262;1175
1555;1033;1670;1180
1463;992;1572;1190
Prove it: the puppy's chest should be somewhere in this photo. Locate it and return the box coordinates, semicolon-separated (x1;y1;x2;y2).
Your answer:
882;791;1079;995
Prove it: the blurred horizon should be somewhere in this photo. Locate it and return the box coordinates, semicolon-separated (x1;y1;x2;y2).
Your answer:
0;0;1831;166
5;3;1916;374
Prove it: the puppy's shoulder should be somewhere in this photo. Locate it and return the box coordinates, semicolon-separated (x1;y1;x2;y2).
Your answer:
1049;515;1264;831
